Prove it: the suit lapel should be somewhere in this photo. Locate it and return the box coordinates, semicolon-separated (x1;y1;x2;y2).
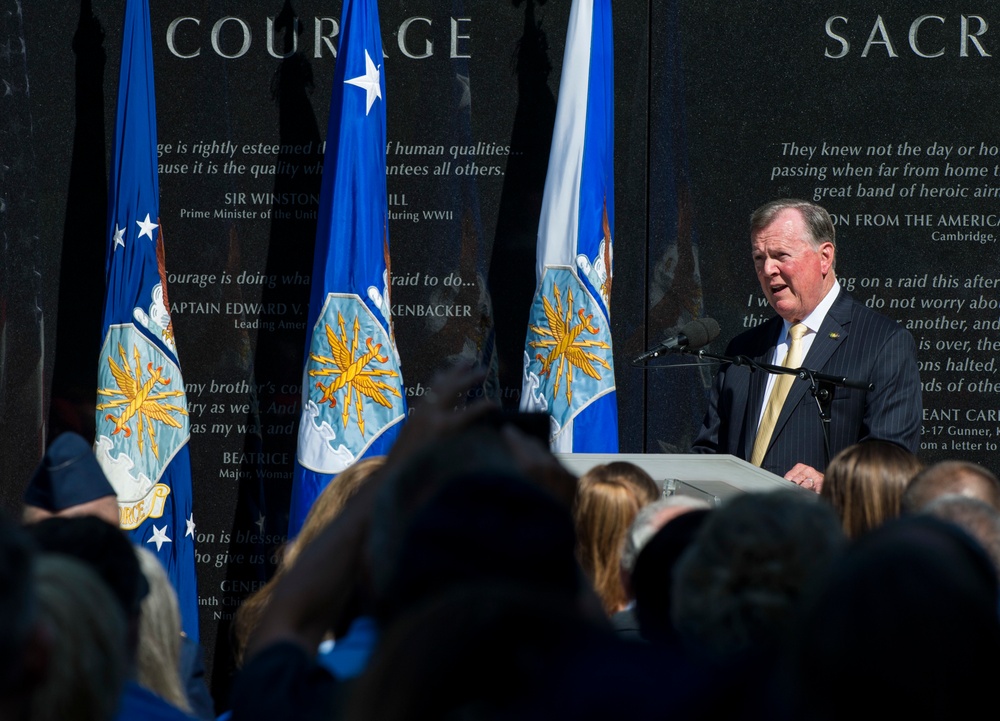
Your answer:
743;319;783;460
769;290;853;442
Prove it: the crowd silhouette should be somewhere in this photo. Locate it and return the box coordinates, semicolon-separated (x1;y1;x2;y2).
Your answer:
3;365;1000;720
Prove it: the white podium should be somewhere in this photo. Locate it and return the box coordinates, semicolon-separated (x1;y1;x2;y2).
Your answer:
554;453;816;505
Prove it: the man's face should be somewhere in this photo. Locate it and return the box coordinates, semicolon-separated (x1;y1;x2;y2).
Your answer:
751;208;835;323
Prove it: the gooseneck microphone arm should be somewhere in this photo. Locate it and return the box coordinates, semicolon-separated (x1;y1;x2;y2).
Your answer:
689;349;874;394
690;348;874;470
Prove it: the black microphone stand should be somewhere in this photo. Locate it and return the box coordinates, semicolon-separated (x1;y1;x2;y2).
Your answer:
687;348;874;470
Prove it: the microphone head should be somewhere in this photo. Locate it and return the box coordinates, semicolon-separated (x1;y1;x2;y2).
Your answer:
700;317;721;343
681;318;721;349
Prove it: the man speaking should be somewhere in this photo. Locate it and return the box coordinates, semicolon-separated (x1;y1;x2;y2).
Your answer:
691;199;922;491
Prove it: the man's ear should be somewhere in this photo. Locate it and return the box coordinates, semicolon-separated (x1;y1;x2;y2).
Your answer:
819;242;836;275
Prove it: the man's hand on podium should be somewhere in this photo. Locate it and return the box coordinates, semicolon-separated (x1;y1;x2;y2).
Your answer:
784;462;823;494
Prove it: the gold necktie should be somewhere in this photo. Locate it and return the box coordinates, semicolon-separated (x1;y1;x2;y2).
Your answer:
750;322;808;466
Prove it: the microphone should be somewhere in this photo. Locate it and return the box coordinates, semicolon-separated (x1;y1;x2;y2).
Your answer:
633;318;721;363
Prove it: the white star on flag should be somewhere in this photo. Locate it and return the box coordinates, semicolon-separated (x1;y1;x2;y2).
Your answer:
255;513;266;533
112;224;126;250
147;524;172;551
345;49;381;115
136;213;158;240
186;514;196;539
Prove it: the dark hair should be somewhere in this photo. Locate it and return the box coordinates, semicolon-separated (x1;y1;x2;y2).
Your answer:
26;516;147;619
672;491;845;660
781;515;1000;720
376;471;580;624
923;495;1000;573
0;512;37;694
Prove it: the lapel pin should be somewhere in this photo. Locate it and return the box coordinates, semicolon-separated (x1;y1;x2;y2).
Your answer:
829;332;840;339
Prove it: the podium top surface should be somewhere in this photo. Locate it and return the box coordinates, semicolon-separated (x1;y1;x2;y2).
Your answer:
554;453;815;503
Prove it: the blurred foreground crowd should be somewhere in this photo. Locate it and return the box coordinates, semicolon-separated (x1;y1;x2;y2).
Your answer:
4;366;999;721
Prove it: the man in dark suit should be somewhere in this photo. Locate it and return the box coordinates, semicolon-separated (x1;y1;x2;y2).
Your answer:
692;199;921;491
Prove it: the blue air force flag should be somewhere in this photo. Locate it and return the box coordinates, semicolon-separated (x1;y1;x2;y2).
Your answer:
95;0;199;641
289;0;406;536
520;0;617;453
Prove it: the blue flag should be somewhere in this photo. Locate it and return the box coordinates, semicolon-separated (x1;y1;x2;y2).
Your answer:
520;0;617;452
289;0;406;536
95;0;199;641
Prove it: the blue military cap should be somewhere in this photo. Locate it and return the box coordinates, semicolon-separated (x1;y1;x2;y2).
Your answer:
25;432;116;511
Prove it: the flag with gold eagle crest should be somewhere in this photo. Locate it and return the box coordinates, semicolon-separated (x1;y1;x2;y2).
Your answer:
95;0;198;641
520;0;617;452
289;0;407;537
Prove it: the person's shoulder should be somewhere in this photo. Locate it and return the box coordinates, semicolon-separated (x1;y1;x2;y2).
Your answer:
840;293;912;337
230;642;338;721
115;681;199;721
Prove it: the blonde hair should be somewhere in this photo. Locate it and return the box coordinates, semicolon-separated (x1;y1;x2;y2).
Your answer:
32;554;128;721
574;463;660;614
232;456;386;666
822;441;924;539
135;547;191;712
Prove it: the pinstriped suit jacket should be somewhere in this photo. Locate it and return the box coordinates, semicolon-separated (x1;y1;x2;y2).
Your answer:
692;291;922;477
